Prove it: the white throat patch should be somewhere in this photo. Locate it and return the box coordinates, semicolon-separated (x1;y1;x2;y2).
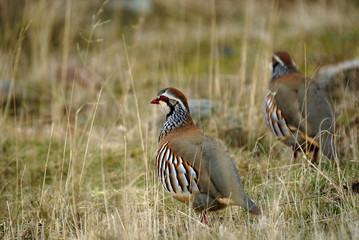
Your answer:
159;101;171;115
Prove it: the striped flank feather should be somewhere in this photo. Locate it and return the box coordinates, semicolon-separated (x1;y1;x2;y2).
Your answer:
155;142;200;195
263;91;292;142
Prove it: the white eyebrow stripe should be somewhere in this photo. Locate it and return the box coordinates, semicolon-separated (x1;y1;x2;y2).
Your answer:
291;60;297;69
273;55;285;66
161;91;187;110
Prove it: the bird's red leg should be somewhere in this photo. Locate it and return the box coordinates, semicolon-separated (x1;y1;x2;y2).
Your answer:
292;150;298;163
312;148;319;163
199;211;208;224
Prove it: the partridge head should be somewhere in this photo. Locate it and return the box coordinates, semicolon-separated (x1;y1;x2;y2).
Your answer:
151;87;261;222
263;51;337;162
271;51;298;79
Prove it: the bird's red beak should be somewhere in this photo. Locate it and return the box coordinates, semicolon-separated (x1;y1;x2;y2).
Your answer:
150;98;160;104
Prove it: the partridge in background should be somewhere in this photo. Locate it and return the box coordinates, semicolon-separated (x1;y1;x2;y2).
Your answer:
263;51;337;162
151;87;261;222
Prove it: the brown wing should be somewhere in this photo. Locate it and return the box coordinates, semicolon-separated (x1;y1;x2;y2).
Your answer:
270;72;313;135
270;73;336;159
298;80;336;159
169;135;261;214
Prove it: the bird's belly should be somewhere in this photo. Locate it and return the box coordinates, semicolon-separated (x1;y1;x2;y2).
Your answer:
155;142;200;196
171;193;194;204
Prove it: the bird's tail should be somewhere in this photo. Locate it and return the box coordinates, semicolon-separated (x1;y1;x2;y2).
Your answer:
238;195;262;215
320;131;337;160
229;173;261;215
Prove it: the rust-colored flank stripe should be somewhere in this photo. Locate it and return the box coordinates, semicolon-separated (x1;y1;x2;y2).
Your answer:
276;109;286;137
269;110;280;137
182;160;192;192
193;166;201;190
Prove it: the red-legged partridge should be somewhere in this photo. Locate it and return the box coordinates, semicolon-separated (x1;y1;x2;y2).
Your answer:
151;87;261;222
263;51;337;162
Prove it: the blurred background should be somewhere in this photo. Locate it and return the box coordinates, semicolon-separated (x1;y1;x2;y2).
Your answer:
0;0;358;239
1;0;358;121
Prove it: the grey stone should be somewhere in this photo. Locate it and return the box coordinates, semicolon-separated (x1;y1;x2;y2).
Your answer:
0;80;11;104
121;0;152;14
317;58;359;90
188;99;224;123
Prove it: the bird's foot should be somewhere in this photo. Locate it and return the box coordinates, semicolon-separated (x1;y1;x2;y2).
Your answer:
199;211;208;225
312;148;319;163
291;151;298;164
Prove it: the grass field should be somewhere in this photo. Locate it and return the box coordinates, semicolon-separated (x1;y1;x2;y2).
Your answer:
0;0;359;239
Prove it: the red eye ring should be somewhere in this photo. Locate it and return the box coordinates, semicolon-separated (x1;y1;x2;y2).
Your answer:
160;96;168;101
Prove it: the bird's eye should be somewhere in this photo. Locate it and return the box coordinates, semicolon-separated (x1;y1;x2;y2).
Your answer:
160;96;168;101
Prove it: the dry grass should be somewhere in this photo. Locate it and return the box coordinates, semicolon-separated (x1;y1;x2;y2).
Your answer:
0;0;359;239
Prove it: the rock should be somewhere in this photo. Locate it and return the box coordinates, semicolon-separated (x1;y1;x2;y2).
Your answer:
317;58;359;90
56;65;97;90
0;79;22;115
118;0;153;27
0;80;11;104
121;0;152;15
188;99;224;124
